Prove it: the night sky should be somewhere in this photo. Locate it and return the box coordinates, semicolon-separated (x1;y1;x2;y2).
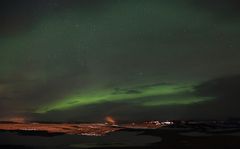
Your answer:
0;0;240;122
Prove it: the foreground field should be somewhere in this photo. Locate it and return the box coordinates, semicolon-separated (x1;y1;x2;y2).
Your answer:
0;122;240;149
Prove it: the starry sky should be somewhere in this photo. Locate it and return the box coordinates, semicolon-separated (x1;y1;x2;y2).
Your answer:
0;0;240;122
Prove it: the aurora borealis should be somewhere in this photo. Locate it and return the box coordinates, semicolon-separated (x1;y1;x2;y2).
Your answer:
1;0;240;122
36;83;210;113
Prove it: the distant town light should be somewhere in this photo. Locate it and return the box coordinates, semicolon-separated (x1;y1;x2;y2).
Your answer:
105;116;116;125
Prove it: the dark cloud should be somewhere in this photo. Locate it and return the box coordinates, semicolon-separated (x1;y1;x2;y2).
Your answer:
112;88;142;95
189;0;240;19
196;74;240;98
0;0;113;36
188;75;240;119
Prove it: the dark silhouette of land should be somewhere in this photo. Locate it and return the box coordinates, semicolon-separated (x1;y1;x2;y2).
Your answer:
0;120;240;149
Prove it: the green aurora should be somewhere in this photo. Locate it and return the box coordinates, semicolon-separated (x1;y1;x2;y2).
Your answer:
0;0;240;121
36;83;210;113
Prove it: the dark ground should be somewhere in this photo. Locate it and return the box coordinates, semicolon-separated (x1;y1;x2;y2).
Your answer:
0;124;240;149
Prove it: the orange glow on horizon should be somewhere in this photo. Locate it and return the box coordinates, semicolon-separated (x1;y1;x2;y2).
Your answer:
8;117;26;123
105;116;116;125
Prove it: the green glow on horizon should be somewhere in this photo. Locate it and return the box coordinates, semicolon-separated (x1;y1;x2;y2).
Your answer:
36;83;209;113
142;97;210;106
